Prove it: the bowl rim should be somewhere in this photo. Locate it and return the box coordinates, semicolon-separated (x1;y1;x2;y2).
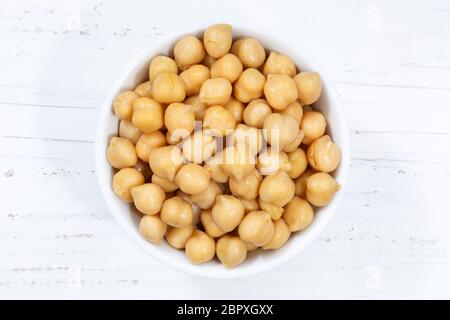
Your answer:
95;21;351;279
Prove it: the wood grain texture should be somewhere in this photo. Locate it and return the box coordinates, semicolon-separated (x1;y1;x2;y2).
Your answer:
1;0;450;299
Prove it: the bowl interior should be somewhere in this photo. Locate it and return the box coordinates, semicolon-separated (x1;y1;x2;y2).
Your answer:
96;24;350;279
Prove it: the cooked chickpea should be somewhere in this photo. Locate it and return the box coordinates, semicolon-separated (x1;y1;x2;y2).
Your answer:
306;172;340;206
184;95;207;121
175;163;210;195
161;196;193;227
152;174;178;192
287;148;308;179
280;101;303;123
233;38;266;68
200;210;225;238
241;198;260;213
176;190;201;226
220;143;256;180
263;219;290;250
112;168;145;203
238;211;274;246
199;78;232;106
294;168;315;198
164;103;195;138
283;131;305;153
263;52;296;77
293;72;321;105
185;230;216;264
113;91;139;121
211;195;245;232
300;111;327;145
119;120;141;144
131;183;166;215
165;225;195;249
229;169;262;200
179;64;210;96
131;97;164;133
283;196;314;232
135;131;167;162
107;137;137;169
259;171;295;207
233;68;266;103
263;113;300;150
257;148;291;176
204;159;229;183
148;55;178;82
203;105;236;136
264;74;298;110
133;160;152;180
151;73;186;104
231;124;263;155
307;135;341;173
148;146;184;181
139;215;167;244
211;54;243;83
182;131;216;164
225;98;244;122
134;81;152;98
216;235;247;268
243;99;272;128
190;181;222;209
258;199;284;220
165;130;185;145
174;35;205;70
203;24;232;58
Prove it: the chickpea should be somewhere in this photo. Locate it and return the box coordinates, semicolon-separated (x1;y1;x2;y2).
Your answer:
190;181;222;209
225;98;244;123
164;103;195;138
230;124;263;155
283;196;314;232
210;54;243;83
165;130;185;145
216;235;247;268
112;168;145;203
185;95;207;121
174;35;205;70
165;225;195;249
259;171;295;207
233;38;266;68
263;52;296;77
233;68;266;103
131;183;166;215
135;131;167;162
203;24;232;58
280;101;303;123
306;172;340;206
179;64;210;96
229;169;262;200
246;241;259;251
283;131;305;153
307;135;341;173
258;199;284;220
176;190;201;226
257;148;291;176
293;72;321;105
212;195;245;232
204;159;229;183
133;160;152;180
185;230;216;264
202;54;216;68
264;74;298;110
287;148;308;179
300;111;327;145
241;198;260;213
221;143;256;180
199;78;232;106
134;81;152;98
294;168;315;198
243;99;272;128
263;219;291;250
107;137;137;169
182;131;216;164
200;210;225;238
152;174;178;192
263;113;300;150
148;55;178;82
161;196;193;227
139;215;167;244
148;146;184;181
119;120;141;144
203;105;236;136
238;211;274;246
113;91;139;121
131;97;164;133
151;73;186;104
175;163;210;195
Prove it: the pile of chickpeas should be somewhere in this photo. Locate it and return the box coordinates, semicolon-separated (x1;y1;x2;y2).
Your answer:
107;24;341;268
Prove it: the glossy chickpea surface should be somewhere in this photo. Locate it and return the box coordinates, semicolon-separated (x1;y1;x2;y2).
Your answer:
203;24;232;58
139;215;167;244
212;195;245;232
306;172;340;206
131;183;166;215
293;72;321;105
179;64;210;96
149;56;178;82
216;235;247;268
199;78;232;106
307;135;341;173
174;35;205;70
113;91;139;121
185;230;216;264
166;225;195;249
175;163;210;195
238;211;274;246
264;74;298;110
211;53;243;83
135;131;166;162
132;97;164;133
151;73;186;104
107;137;137;169
243;99;272;128
161;196;193;228
119;120;141;144
301;111;327;145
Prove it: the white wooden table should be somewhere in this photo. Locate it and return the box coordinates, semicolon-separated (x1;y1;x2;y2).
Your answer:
1;0;450;299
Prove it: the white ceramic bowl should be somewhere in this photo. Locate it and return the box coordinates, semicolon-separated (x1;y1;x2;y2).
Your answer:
95;23;350;279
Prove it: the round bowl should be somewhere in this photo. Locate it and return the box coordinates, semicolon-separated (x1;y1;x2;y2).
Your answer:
95;23;350;279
